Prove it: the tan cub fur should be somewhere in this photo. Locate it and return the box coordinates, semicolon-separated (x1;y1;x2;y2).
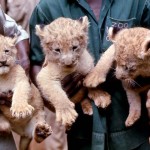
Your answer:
0;35;52;150
36;16;111;126
84;27;150;126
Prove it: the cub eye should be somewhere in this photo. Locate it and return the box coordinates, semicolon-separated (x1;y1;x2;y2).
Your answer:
123;65;128;71
72;46;78;51
129;66;136;71
4;49;9;54
54;48;61;53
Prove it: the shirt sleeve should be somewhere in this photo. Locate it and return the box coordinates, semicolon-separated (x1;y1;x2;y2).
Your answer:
141;0;150;27
4;14;29;43
29;5;47;65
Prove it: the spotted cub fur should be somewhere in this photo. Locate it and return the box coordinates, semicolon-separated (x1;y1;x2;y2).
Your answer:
84;27;150;127
0;35;52;150
36;16;111;127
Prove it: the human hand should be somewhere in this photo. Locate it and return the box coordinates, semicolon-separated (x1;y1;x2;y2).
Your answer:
61;72;85;98
61;72;96;118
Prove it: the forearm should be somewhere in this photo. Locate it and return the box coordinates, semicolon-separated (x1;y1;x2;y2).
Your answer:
30;64;41;86
16;39;30;75
16;39;30;60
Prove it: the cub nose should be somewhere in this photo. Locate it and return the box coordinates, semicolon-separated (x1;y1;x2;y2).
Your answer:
64;60;73;66
119;76;127;80
0;60;7;65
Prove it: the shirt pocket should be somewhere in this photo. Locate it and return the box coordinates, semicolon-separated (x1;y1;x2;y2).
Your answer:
101;17;137;52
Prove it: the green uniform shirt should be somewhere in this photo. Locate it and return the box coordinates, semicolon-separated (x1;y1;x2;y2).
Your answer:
29;0;150;149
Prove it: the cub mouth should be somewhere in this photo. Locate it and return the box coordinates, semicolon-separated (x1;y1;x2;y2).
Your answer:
65;64;75;68
64;61;78;68
0;64;9;67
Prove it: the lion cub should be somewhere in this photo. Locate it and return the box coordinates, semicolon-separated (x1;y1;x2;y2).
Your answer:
0;35;52;150
36;16;111;127
84;27;150;127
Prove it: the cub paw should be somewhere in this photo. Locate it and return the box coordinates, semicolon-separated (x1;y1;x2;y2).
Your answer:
56;101;78;126
88;89;111;108
83;71;106;88
10;103;34;119
125;110;141;127
81;98;93;115
34;123;52;143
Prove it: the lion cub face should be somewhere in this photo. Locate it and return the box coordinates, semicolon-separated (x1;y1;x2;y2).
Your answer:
36;16;89;68
109;27;150;84
0;35;17;74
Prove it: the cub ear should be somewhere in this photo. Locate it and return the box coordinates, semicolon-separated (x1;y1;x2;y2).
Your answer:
108;27;121;42
78;16;89;32
142;37;150;53
139;37;150;59
35;24;45;39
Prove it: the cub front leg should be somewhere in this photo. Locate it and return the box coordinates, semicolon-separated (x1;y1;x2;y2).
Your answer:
11;79;34;119
84;45;115;87
37;66;78;126
124;87;141;127
23;87;52;147
32;111;52;143
22;110;52;149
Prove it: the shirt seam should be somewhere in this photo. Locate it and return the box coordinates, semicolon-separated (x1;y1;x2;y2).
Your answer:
36;4;49;23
